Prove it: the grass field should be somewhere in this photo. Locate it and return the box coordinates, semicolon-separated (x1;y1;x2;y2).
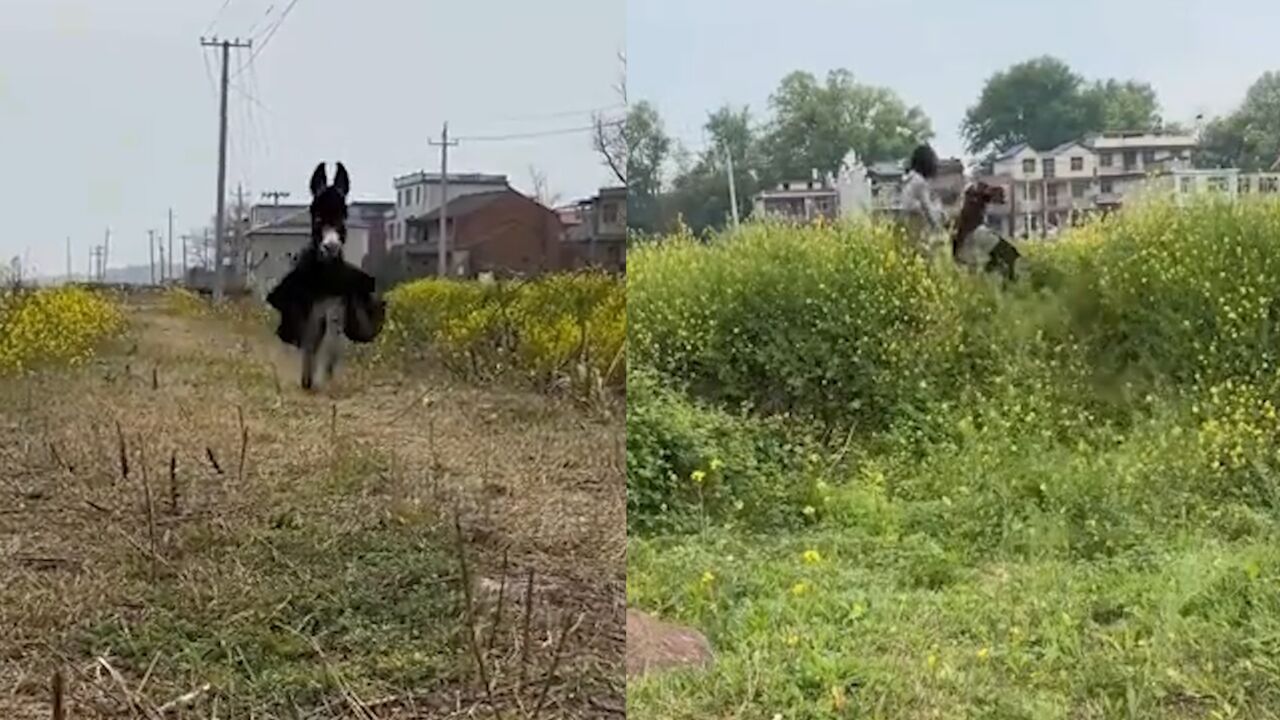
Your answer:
0;281;624;718
626;199;1280;719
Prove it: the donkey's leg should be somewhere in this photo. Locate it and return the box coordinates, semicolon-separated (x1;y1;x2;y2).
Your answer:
300;303;326;391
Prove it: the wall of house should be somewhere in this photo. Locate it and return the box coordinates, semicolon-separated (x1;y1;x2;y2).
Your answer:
456;195;564;276
391;178;509;246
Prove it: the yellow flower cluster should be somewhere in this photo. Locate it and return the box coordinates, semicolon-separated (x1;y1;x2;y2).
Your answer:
0;285;124;374
377;272;625;386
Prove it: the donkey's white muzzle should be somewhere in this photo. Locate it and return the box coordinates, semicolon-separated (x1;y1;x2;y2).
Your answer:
319;229;343;259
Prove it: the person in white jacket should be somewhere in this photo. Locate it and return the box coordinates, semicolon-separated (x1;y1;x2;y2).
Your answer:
899;144;947;259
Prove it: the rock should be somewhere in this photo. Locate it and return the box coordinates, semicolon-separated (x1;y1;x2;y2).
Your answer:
626;608;714;679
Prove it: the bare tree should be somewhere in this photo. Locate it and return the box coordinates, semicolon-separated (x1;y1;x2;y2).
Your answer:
592;49;627;185
528;165;563;208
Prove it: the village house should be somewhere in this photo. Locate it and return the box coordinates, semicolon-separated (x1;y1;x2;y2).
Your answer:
395;187;565;279
243;200;393;299
561;186;626;272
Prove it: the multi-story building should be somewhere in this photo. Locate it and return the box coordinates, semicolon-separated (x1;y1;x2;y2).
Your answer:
561;186;626;272
388;172;510;248
980;131;1197;237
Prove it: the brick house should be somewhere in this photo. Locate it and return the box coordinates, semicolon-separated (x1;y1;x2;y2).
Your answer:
397;188;565;279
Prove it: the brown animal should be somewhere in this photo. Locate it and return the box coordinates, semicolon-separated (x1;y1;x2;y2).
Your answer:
951;181;1020;282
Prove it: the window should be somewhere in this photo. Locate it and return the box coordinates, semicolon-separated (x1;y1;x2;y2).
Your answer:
1070;156;1084;172
1022;158;1037;174
1181;177;1194;194
1143;150;1156;165
1258;176;1279;194
1072;181;1087;199
1047;183;1059;206
1029;183;1040;200
1207;176;1229;193
416;186;423;204
1101;179;1114;194
1100;153;1113;167
1238;177;1251;194
1043;158;1056;178
1123;151;1137;170
602;202;619;224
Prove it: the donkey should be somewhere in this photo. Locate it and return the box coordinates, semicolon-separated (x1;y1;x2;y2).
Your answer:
951;181;1020;282
266;162;385;390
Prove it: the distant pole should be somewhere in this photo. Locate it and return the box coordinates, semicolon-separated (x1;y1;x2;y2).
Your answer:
429;122;459;277
201;36;252;301
65;236;71;283
103;227;110;280
167;207;174;282
261;190;290;206
149;229;156;284
725;145;741;229
233;182;246;285
182;234;189;282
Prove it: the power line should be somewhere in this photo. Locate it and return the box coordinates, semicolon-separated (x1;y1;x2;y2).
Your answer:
203;0;235;36
453;121;621;143
233;0;302;77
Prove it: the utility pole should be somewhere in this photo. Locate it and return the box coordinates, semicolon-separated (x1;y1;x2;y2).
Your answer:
167;207;174;283
261;190;290;206
429;122;459;277
181;234;190;283
149;229;156;284
201;36;252;302
102;227;110;281
725;145;741;229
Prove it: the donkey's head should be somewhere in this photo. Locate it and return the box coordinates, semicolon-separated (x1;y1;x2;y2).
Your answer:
308;162;350;261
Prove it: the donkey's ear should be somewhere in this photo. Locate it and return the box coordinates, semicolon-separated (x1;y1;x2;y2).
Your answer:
333;163;351;197
309;163;328;197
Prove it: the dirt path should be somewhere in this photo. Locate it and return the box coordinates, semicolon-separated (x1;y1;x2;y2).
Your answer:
0;300;624;718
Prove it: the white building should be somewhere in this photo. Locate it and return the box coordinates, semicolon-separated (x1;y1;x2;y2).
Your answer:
243;200;392;300
752;152;874;222
981;131;1198;237
1154;168;1280;205
389;172;509;248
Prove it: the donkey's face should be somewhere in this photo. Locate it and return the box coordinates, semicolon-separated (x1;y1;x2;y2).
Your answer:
309;162;350;261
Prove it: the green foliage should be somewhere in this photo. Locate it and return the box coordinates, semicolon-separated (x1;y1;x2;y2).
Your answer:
628;198;1280;718
1198;70;1280;171
762;69;933;179
962;56;1164;156
625;101;673;234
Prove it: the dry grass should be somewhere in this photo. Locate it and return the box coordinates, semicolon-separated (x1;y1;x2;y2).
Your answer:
0;293;624;718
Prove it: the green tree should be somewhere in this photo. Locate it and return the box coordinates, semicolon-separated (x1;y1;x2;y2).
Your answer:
666;105;767;233
761;69;932;180
624;101;672;233
961;56;1097;155
1083;79;1162;132
1198;71;1280;171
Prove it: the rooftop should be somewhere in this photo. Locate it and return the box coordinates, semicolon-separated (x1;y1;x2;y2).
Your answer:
393;171;508;188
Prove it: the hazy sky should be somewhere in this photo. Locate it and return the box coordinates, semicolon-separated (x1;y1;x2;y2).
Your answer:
629;0;1278;166
0;0;623;277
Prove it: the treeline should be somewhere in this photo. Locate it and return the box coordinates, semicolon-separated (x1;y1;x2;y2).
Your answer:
624;56;1280;236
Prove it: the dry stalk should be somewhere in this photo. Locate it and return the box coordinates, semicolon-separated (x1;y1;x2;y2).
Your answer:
115;421;129;482
453;512;501;719
529;611;583;720
51;669;65;720
517;567;536;692
205;447;223;475
138;437;159;581
236;407;249;484
486;548;510;655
